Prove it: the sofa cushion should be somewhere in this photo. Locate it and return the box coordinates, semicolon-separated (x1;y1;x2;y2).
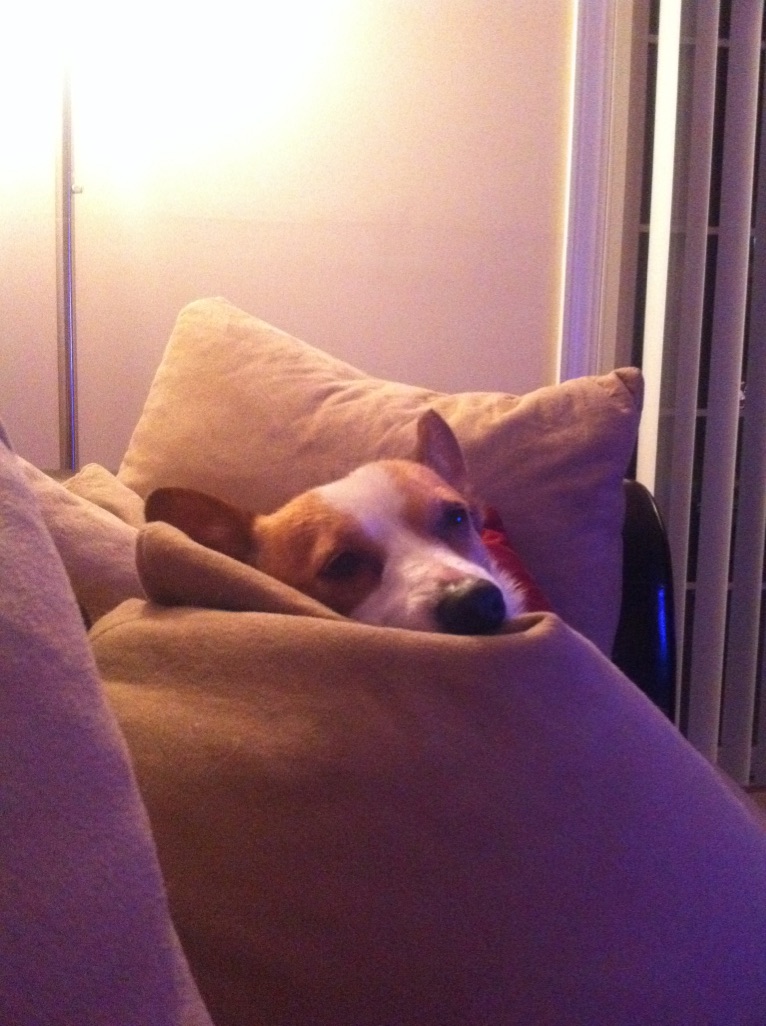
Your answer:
0;422;212;1026
118;298;642;652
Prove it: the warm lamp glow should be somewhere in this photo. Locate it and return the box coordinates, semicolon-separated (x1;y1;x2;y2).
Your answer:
64;0;358;197
0;8;61;196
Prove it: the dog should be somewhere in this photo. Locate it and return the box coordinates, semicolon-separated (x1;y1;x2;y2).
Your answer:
144;410;525;634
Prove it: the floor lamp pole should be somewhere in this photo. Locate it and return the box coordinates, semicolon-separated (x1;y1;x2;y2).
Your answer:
57;68;79;472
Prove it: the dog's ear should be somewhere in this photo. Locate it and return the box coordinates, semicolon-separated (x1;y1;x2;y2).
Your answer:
145;487;255;562
415;410;469;493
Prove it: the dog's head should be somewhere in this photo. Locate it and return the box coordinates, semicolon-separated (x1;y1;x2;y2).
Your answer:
145;411;524;633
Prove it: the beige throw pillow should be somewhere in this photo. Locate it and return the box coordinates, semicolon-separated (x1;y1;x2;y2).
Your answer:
118;298;642;653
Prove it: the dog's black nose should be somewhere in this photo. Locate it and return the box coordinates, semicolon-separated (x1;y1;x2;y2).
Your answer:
436;579;507;635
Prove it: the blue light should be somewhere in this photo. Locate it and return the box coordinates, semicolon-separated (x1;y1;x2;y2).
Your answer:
656;585;670;662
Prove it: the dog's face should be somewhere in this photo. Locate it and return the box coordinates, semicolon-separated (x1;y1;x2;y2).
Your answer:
145;411;524;634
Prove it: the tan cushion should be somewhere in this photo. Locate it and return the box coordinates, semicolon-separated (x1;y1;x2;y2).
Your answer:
118;297;642;652
92;530;766;1025
18;459;145;623
0;426;212;1025
66;461;147;529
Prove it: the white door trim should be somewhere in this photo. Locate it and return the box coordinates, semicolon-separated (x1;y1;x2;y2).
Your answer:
560;0;646;381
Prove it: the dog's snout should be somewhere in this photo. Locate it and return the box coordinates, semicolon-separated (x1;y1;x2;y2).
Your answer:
436;579;506;635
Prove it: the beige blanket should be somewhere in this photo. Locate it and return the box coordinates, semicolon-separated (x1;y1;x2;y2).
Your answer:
0;432;211;1026
91;521;766;1026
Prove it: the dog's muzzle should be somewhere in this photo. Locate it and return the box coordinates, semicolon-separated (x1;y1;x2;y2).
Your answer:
435;578;506;635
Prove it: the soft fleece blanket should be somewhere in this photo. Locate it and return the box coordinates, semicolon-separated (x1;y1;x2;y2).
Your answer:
90;520;766;1026
0;432;211;1026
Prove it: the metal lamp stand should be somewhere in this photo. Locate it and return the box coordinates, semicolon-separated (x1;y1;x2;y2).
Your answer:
56;69;79;472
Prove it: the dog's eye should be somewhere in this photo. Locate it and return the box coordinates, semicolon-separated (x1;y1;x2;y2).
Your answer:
320;550;366;580
439;502;470;533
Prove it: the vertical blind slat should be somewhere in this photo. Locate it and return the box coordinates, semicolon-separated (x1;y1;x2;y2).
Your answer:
664;2;719;721
752;641;766;781
719;35;766;782
686;2;763;761
636;0;683;493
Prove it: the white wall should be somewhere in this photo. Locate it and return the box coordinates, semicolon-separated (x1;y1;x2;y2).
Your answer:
0;45;60;468
2;1;575;471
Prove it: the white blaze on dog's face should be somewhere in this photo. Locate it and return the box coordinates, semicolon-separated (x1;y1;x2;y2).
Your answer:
144;410;525;633
306;460;523;631
222;457;522;633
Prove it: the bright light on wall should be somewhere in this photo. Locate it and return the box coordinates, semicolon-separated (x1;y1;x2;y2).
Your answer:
1;0;358;470
0;7;61;196
3;0;362;209
65;0;358;197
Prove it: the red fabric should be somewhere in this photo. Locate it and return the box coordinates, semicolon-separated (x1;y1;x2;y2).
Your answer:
481;507;552;613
